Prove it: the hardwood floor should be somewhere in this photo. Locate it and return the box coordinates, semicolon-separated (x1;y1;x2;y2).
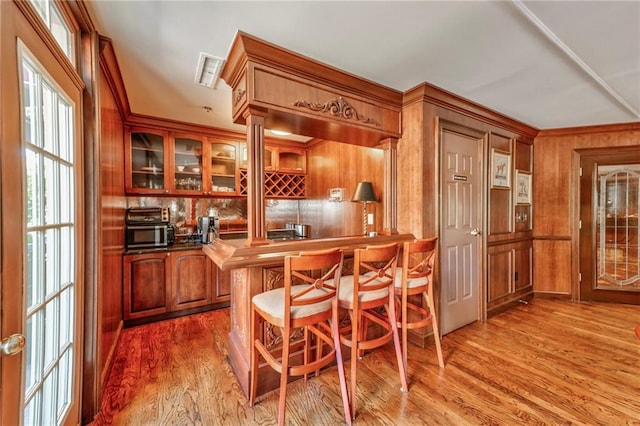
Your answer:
91;299;640;425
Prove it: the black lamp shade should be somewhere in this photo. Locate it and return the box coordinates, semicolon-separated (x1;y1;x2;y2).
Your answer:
351;181;377;203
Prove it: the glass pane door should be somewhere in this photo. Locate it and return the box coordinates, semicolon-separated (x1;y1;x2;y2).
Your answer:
174;136;203;192
596;165;640;291
22;52;77;425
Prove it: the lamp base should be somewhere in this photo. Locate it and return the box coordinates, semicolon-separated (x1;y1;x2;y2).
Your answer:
362;203;368;236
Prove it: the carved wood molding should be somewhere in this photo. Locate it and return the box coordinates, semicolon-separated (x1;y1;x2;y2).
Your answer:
293;96;380;127
234;88;246;106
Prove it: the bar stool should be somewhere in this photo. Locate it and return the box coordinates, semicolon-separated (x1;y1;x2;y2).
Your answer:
335;242;408;420
249;248;351;426
395;237;444;384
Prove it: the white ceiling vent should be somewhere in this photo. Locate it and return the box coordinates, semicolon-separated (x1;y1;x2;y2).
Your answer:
194;52;225;89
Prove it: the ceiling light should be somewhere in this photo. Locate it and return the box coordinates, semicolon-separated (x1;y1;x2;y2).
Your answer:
194;52;225;89
270;129;291;136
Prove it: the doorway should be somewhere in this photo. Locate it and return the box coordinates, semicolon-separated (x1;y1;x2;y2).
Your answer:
438;121;485;335
580;151;640;304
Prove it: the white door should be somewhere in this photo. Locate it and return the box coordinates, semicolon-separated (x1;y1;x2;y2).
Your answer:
1;2;83;424
439;123;484;335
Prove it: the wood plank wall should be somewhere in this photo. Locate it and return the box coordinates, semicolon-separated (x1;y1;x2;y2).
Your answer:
97;65;125;385
533;123;640;297
305;140;384;238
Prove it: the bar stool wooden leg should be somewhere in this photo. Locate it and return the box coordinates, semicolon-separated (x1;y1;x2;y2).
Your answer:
425;288;444;368
388;290;408;392
277;324;291;426
249;306;259;408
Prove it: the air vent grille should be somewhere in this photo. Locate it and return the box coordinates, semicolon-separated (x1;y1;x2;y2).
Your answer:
194;52;224;88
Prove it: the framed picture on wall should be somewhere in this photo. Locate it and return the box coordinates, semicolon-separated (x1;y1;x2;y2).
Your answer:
491;149;511;188
516;170;532;204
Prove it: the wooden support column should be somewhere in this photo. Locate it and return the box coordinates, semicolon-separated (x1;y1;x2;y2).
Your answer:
380;137;398;235
243;107;268;246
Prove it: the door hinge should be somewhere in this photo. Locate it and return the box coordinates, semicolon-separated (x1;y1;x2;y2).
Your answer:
579;220;582;229
579;167;583;177
578;272;582;282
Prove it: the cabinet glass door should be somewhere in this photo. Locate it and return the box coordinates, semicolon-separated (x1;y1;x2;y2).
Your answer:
174;137;203;193
238;144;274;170
210;142;237;193
130;131;166;191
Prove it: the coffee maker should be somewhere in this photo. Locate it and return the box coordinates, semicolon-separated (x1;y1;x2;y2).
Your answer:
197;216;219;243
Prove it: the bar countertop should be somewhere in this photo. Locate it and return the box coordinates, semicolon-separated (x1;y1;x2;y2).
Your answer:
202;233;415;270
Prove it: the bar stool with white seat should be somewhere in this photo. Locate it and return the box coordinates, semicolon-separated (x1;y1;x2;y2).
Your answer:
249;248;351;426
335;242;408;420
395;237;444;385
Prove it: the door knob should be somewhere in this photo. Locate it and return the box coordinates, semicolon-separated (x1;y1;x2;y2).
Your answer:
469;228;481;236
1;333;26;356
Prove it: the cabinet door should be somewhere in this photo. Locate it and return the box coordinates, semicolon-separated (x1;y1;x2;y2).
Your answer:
125;127;170;194
238;143;275;171
215;266;231;302
514;241;532;291
123;252;171;320
171;250;213;310
172;134;204;195
209;141;238;195
487;246;513;306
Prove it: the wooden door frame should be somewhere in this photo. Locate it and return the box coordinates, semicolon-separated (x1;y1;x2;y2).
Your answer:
577;147;640;304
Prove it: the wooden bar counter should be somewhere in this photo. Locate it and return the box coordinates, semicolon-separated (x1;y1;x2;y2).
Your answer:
202;233;414;398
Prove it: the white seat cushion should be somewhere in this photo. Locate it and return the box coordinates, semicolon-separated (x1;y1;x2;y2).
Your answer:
252;285;333;321
333;275;389;304
393;267;428;289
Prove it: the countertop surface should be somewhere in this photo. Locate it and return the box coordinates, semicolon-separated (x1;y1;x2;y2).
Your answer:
203;233;416;270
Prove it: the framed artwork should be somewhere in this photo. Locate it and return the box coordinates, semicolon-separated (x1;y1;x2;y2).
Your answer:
516;170;532;204
491;149;511;188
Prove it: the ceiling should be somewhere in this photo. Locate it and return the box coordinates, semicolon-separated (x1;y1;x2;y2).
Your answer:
85;1;640;138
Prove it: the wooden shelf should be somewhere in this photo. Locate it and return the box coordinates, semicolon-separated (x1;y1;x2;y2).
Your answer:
239;169;306;198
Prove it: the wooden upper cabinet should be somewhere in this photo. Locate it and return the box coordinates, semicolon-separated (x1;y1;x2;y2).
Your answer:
275;146;306;173
171;134;205;195
125;126;170;194
239;143;306;174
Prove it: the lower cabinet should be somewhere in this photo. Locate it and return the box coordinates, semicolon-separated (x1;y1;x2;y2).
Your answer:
124;249;227;321
171;250;213;311
487;239;533;314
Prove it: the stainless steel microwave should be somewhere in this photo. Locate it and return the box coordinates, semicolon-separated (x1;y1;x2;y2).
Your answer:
126;224;169;249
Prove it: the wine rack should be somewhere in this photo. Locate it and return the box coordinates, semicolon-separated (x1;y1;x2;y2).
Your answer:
240;169;306;198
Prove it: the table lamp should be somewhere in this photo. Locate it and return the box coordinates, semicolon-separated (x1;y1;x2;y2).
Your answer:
351;181;378;235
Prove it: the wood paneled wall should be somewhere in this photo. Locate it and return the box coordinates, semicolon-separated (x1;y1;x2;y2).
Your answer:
98;66;125;384
304;140;384;238
533;123;640;296
398;84;537;240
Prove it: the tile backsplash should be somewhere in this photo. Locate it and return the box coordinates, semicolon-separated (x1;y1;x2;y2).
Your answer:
126;197;303;233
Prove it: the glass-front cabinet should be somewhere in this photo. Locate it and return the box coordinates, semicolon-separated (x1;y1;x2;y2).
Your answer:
125;127;170;194
172;135;204;195
125;127;306;197
238;144;304;173
209;140;238;194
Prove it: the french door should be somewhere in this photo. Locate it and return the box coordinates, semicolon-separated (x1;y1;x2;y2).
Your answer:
1;2;84;424
580;152;640;304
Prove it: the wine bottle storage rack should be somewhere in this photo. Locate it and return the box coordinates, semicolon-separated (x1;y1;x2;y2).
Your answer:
239;169;306;198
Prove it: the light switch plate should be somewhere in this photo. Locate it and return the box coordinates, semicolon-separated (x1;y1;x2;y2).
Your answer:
367;213;374;225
